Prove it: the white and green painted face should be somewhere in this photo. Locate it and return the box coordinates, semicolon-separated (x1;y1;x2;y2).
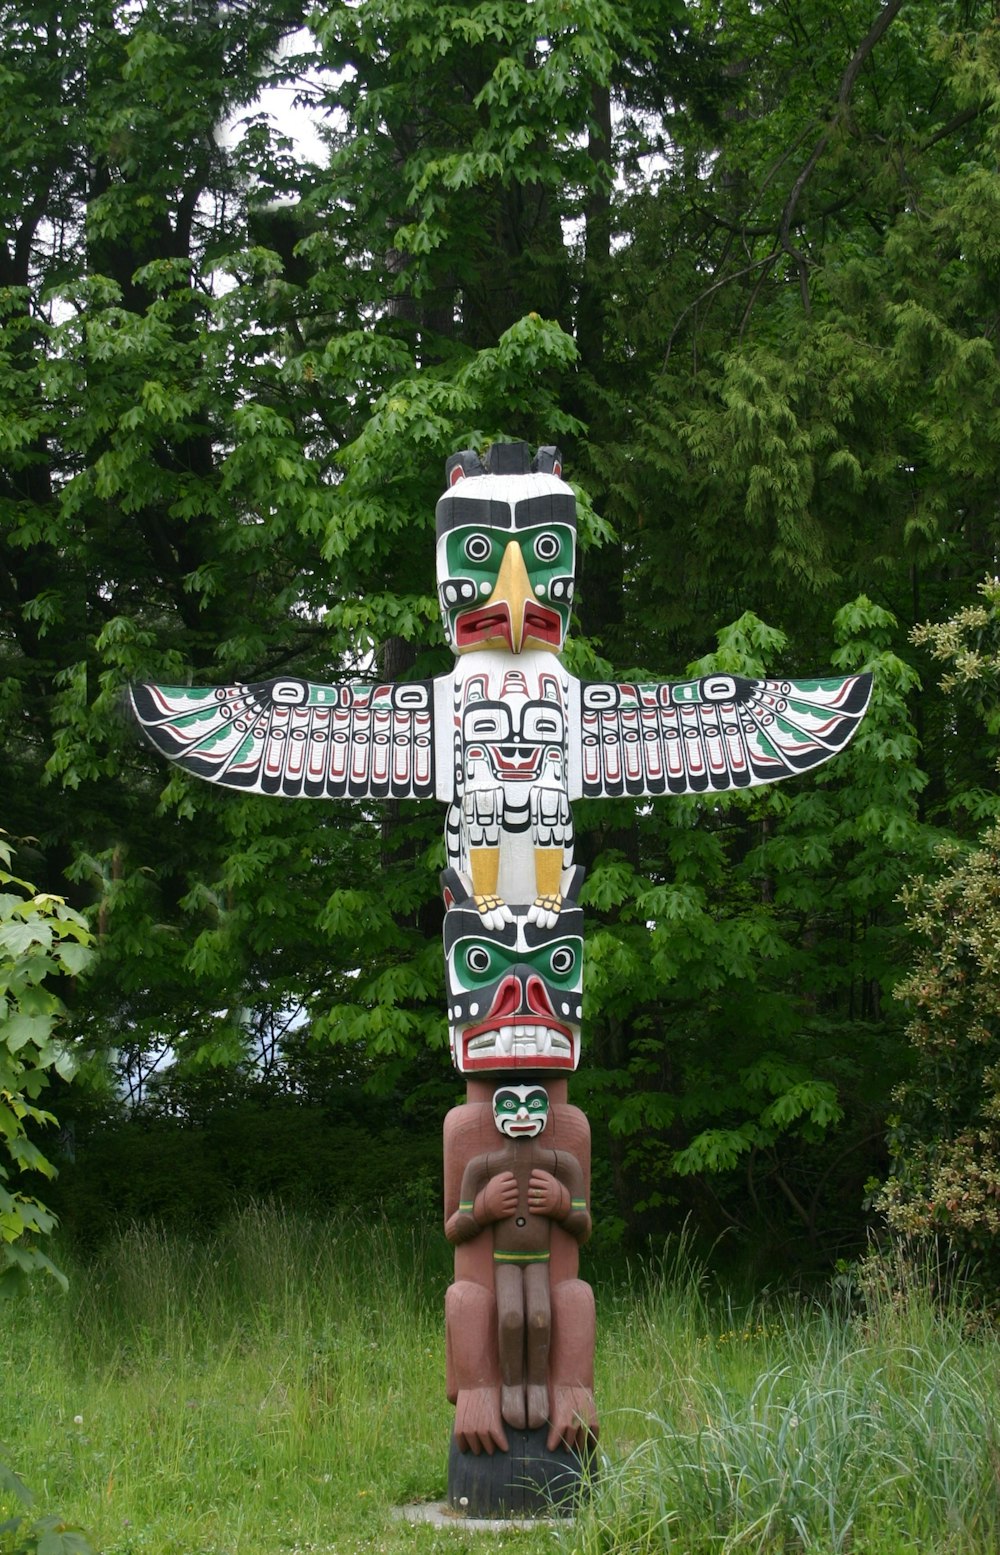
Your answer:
443;900;584;1073
492;1083;550;1139
435;445;576;654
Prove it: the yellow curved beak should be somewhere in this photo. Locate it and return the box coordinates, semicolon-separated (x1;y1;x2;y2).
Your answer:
486;540;532;653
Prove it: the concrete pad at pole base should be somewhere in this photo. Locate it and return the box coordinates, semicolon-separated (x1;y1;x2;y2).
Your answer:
394;1502;571;1532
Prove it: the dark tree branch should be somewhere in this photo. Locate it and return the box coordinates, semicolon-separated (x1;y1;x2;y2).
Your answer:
665;0;910;355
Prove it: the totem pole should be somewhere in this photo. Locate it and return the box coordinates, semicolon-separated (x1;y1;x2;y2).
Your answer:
129;440;872;1516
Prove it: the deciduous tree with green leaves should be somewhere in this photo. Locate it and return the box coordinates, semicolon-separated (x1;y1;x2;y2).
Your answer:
0;835;93;1290
880;582;1000;1262
3;0;1000;1260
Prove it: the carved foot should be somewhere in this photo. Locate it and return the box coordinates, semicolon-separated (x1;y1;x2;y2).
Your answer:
526;1382;549;1431
528;892;562;929
454;1386;508;1456
500;1383;527;1430
546;1385;598;1453
473;893;513;931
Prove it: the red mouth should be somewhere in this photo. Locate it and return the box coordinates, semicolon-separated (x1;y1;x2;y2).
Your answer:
454;602;563;651
455;603;513;650
458;974;575;1069
488;746;543;778
521;604;563;648
462;1013;573;1043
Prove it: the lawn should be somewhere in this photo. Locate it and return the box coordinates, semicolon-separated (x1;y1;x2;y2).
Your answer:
3;1205;999;1554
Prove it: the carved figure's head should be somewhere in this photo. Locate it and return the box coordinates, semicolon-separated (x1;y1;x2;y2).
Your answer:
435;442;576;655
492;1083;550;1139
443;893;583;1073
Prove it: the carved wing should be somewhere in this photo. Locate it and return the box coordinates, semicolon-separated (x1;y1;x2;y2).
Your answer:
570;672;873;799
128;677;437;799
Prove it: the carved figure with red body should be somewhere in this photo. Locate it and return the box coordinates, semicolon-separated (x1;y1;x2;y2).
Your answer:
443;1077;596;1456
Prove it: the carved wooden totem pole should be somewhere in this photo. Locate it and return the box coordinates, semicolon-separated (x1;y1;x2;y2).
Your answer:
129;440;873;1516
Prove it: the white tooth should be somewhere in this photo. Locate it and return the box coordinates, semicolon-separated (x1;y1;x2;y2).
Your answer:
498;1026;514;1053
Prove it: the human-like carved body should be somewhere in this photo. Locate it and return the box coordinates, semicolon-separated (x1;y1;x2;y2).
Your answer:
443;1079;596;1456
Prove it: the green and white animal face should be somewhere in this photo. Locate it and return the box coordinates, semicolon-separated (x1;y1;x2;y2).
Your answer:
443;901;583;1073
435;444;576;655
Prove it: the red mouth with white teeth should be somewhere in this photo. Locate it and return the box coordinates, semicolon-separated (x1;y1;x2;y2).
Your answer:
459;974;576;1071
487;746;543;778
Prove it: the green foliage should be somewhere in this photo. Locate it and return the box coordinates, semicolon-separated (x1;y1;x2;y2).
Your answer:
47;1092;444;1248
0;1500;93;1555
878;584;1000;1260
1;1214;998;1554
0;837;93;1292
880;824;1000;1255
4;0;1000;1264
574;596;931;1259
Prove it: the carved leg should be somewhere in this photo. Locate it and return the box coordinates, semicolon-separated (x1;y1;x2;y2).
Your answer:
529;788;572;927
495;1263;527;1430
464;789;511;929
446;1280;507;1455
547;1278;598;1452
524;1260;552;1430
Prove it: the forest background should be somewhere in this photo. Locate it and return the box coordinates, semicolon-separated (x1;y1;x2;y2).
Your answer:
4;0;1000;1281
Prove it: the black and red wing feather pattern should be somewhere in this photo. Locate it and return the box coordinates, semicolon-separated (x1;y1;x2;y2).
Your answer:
574;673;873;799
128;678;436;800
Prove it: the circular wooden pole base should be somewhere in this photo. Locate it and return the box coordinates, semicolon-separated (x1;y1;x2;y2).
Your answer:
447;1426;594;1518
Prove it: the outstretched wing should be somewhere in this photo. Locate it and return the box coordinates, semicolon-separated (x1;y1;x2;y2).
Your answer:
570;672;873;799
128;677;436;799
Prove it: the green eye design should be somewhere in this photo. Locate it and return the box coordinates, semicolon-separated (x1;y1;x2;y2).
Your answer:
464;533;493;563
550;946;575;975
526;1094;547;1112
466;945;492;974
533;532;560;562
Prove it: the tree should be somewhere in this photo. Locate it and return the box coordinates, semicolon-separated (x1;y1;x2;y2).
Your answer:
560;0;1000;1253
879;581;1000;1261
4;0;1000;1261
0;834;93;1290
880;823;1000;1259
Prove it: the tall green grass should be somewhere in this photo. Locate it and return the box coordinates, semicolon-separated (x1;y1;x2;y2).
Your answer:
570;1243;1000;1554
3;1208;999;1554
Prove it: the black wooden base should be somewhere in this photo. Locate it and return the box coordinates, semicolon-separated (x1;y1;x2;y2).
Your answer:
447;1426;594;1517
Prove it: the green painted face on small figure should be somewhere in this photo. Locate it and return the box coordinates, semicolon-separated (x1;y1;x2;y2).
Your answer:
492;1084;550;1139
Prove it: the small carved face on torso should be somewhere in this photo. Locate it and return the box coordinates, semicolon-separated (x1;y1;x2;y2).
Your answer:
458;663;567;790
492;1083;550;1139
435;443;576;655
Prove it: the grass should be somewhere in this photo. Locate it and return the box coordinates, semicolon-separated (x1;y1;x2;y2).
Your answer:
3;1207;1000;1554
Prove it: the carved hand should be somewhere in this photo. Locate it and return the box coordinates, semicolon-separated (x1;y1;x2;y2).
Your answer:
527;1168;568;1219
476;1171;518;1223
